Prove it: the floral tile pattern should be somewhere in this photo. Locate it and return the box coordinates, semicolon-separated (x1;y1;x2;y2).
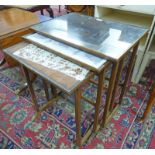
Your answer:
13;44;89;81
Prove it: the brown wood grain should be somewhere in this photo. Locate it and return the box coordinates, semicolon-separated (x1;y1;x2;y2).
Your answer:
0;8;48;67
0;8;39;36
141;83;155;121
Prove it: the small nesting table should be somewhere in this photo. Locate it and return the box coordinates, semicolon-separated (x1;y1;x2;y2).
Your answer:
4;41;110;146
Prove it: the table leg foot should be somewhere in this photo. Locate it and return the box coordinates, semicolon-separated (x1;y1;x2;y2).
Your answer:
46;7;54;18
75;88;82;147
0;58;6;66
93;70;104;132
15;74;37;95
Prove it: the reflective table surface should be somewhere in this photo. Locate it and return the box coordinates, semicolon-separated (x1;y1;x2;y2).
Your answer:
31;13;147;61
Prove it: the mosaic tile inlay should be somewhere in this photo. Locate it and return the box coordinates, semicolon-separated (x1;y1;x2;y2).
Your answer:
13;44;89;81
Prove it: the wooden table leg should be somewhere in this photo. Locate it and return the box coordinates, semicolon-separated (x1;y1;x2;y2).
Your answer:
75;88;82;147
0;58;6;67
119;42;139;104
46;6;54;18
93;70;105;132
101;61;119;127
0;48;6;67
40;9;44;15
140;82;155;121
43;80;50;101
59;5;61;12
109;58;124;112
15;73;37;95
51;85;57;97
22;66;39;112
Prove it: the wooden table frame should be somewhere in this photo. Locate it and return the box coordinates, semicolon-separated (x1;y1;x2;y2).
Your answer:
27;13;147;132
29;13;147;131
22;32;143;131
18;59;111;147
101;42;140;127
4;37;111;146
140;74;155;121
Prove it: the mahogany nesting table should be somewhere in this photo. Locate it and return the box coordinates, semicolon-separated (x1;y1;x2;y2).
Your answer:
4;39;111;147
30;13;147;125
3;13;147;147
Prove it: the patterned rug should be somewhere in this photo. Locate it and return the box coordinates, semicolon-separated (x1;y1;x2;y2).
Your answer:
0;62;153;149
122;67;155;149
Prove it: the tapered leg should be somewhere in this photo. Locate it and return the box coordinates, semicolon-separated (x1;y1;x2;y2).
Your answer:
46;6;54;18
75;88;82;147
40;9;44;15
59;5;61;12
119;42;139;104
43;80;50;101
0;58;6;67
93;70;105;132
15;74;37;95
22;66;39;112
141;83;155;121
0;49;6;67
109;58;124;111
101;61;119;127
51;85;57;97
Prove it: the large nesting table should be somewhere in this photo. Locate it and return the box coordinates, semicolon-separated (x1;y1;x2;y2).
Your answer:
3;13;147;147
30;13;147;125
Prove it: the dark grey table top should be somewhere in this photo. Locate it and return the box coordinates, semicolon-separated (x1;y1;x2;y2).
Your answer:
31;13;148;61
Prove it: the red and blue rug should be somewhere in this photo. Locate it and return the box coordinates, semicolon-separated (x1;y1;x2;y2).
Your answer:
0;63;154;149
